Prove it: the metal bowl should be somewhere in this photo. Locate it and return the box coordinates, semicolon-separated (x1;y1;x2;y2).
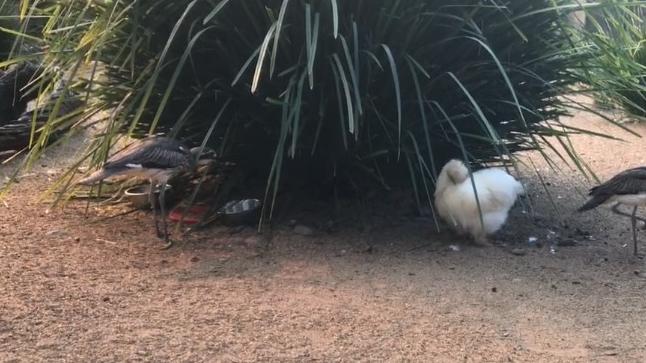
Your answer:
124;184;172;209
217;198;261;225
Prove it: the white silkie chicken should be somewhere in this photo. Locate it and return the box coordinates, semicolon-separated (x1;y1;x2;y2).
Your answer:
434;159;525;245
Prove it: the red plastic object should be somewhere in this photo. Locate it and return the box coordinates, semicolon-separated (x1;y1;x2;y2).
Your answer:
168;204;209;225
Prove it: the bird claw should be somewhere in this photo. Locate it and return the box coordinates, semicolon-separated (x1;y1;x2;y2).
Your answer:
160;239;174;250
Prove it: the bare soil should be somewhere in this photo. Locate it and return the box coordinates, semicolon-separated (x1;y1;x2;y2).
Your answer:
1;105;646;362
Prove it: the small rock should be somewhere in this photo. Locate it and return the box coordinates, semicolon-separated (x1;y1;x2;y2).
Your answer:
243;235;260;248
190;256;200;263
46;229;66;237
229;225;246;234
574;227;590;236
448;244;460;252
293;225;314;236
571;281;581;285
74;237;80;242
102;296;110;302
557;238;577;247
491;287;497;293
511;248;526;256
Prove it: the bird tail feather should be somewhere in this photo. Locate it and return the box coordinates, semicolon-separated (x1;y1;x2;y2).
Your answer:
577;195;609;212
77;169;110;185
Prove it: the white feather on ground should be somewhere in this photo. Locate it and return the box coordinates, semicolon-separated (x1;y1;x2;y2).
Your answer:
434;159;525;245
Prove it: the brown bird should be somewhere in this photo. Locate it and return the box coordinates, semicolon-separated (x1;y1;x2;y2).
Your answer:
578;167;646;255
78;136;215;247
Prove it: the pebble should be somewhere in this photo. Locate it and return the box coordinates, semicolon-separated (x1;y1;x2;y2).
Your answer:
362;245;374;254
293;225;314;236
229;225;246;234
511;248;526;256
557;238;577;247
46;229;66;237
243;235;260;248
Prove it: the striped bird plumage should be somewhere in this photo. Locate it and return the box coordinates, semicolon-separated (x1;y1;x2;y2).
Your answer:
578;166;646;256
79;136;196;185
104;137;194;170
77;135;211;248
578;166;646;211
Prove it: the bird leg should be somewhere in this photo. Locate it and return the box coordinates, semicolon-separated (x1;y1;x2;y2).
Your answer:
148;182;163;238
631;206;639;256
158;182;173;249
611;203;646;228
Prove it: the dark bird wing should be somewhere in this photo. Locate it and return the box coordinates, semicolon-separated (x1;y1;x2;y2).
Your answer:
104;136;193;171
578;166;646;211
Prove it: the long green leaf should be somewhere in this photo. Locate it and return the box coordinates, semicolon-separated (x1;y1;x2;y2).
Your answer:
269;0;289;79
251;22;277;93
380;44;402;157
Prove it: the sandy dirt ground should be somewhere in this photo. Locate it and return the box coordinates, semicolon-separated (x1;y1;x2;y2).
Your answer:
1;104;646;362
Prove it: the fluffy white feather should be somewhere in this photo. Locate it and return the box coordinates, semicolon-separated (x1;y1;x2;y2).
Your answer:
434;159;524;244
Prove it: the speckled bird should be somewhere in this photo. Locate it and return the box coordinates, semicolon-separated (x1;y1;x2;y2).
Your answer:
578;166;646;255
78;136;214;247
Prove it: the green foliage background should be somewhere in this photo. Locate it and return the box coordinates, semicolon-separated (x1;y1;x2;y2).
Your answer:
3;0;644;216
